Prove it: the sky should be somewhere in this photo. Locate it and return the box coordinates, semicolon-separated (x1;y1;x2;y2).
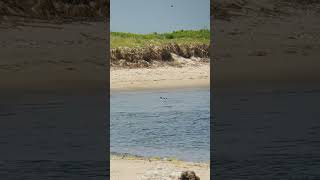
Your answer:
110;0;210;34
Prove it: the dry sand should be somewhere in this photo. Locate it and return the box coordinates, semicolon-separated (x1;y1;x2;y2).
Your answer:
111;62;210;91
111;156;210;180
111;64;209;91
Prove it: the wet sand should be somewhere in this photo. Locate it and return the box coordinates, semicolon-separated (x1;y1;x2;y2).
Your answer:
111;156;210;180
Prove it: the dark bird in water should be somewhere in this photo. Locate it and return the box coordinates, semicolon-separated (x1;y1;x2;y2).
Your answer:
160;97;168;99
171;5;174;7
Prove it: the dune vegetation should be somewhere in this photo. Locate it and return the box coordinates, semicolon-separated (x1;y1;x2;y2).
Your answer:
110;29;210;49
110;29;210;68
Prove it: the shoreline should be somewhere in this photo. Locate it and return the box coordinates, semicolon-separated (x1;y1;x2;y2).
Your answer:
110;152;210;164
111;63;210;92
111;155;210;180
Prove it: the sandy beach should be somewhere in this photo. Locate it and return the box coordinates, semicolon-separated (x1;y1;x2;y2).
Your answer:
111;156;210;180
111;63;209;91
110;63;210;179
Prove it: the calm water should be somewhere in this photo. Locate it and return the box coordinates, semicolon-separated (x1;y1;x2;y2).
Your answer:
213;88;320;179
0;93;108;179
111;88;210;162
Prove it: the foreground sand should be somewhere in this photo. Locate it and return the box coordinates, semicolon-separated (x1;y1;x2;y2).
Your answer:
111;156;210;180
111;63;210;91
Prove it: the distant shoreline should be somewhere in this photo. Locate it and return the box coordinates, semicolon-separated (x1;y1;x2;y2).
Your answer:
110;152;209;164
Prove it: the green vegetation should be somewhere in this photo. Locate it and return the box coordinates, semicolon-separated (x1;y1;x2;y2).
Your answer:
111;29;210;49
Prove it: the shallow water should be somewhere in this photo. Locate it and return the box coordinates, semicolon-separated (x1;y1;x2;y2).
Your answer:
213;88;320;179
111;88;210;162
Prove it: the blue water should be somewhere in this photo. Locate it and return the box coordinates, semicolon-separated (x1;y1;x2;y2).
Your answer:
212;88;320;179
111;88;210;162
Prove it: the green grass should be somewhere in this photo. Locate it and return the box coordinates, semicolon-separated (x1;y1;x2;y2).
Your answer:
111;29;210;49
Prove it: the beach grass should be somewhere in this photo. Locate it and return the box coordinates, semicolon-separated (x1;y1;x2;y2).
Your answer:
111;29;210;49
